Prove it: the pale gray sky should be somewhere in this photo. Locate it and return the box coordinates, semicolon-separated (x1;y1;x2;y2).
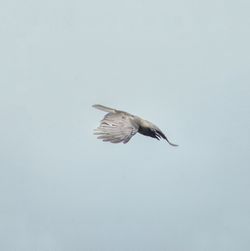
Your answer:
1;0;250;250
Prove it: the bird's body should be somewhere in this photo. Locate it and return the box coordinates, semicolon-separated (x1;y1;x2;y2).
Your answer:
92;104;178;146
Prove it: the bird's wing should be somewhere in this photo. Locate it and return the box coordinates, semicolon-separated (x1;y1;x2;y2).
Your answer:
94;113;139;144
92;104;118;113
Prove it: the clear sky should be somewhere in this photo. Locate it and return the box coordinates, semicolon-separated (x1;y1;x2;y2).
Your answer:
1;0;250;250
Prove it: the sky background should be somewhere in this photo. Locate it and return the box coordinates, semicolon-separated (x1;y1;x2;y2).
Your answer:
1;0;250;250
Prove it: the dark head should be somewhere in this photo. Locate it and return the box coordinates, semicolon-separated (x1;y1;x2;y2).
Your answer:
137;118;178;146
154;128;178;146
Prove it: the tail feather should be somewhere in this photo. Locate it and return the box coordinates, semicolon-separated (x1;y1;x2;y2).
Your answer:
92;104;117;113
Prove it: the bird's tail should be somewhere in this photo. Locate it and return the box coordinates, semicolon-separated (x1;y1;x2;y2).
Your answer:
92;104;117;113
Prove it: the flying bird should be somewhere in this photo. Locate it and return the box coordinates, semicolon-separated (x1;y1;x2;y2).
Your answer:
92;104;178;146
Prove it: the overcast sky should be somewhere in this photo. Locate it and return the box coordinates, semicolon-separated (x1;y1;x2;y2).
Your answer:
1;0;250;250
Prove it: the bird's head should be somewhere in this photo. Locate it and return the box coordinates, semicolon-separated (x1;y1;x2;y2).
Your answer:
139;118;154;128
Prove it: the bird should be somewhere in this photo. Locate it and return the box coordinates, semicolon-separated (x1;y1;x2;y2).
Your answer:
92;104;178;146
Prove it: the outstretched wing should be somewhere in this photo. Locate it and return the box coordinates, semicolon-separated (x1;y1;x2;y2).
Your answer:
94;113;139;144
92;104;117;113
